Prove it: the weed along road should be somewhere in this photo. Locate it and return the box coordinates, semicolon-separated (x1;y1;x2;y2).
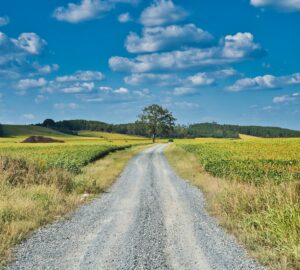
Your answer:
7;145;264;270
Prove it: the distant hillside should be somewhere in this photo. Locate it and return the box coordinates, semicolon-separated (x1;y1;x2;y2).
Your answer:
36;119;300;139
1;125;67;137
238;125;300;138
78;131;147;140
176;123;300;139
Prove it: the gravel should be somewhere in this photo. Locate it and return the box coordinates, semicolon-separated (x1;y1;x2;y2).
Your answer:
6;144;265;270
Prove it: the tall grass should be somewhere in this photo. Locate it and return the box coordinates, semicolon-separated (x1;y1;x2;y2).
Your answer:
165;144;300;270
0;145;149;268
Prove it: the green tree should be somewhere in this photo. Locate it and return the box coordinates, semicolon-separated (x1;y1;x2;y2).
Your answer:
42;119;56;128
0;123;3;137
137;104;176;143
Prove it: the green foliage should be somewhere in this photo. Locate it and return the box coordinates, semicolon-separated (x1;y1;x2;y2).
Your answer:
0;144;128;173
137;104;176;142
1;125;66;137
178;138;300;184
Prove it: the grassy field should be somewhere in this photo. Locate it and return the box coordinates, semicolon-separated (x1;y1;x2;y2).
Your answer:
0;132;151;267
166;138;300;270
78;130;147;140
1;125;68;137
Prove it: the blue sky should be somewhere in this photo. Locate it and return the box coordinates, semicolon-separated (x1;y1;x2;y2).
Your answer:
0;0;300;129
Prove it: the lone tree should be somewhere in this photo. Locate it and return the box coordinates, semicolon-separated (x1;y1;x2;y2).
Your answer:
137;104;176;143
42;119;56;128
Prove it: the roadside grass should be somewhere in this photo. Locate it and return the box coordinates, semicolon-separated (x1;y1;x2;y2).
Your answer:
0;144;150;269
165;144;300;270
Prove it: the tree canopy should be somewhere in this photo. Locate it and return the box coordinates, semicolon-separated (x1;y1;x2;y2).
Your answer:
137;104;176;142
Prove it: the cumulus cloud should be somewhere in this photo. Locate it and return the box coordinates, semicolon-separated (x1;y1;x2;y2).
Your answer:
250;0;300;11
17;78;47;91
118;12;132;23
61;82;95;93
53;0;138;23
12;33;47;55
124;73;180;85
35;94;48;104
140;0;187;26
114;87;129;94
173;87;195;96
54;102;79;110
173;101;199;109
228;73;300;91
110;32;264;73
0;16;9;27
125;24;214;53
187;72;215;86
32;63;59;75
56;70;104;82
273;92;300;103
99;86;113;91
0;32;47;65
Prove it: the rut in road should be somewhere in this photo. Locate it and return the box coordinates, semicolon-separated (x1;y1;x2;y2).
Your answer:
7;144;264;270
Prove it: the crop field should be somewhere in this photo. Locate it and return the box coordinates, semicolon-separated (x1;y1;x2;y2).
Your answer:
0;134;151;266
169;138;300;269
178;138;300;184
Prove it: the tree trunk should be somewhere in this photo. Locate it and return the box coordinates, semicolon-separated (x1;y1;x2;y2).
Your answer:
152;134;156;143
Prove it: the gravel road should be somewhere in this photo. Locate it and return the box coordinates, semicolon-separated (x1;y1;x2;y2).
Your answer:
7;144;264;270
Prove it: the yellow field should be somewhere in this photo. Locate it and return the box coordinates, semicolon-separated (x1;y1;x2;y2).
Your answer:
0;134;151;267
169;138;300;269
177;138;300;184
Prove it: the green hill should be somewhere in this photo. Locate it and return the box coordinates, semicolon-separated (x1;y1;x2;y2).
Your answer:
1;125;68;137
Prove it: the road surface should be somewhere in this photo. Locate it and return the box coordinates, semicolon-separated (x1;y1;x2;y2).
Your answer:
7;144;264;270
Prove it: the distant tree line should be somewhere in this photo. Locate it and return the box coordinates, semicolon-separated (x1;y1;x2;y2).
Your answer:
37;119;300;139
0;123;3;137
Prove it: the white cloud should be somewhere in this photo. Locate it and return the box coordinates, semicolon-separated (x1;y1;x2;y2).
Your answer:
0;16;9;27
126;24;214;53
53;0;138;23
99;86;113;91
174;101;199;109
114;87;129;94
187;72;215;86
133;88;150;97
118;12;132;23
173;87;195;96
228;73;300;91
54;102;79;110
222;32;263;59
56;70;104;82
0;32;46;66
35;94;48;104
124;73;180;85
62;82;95;93
110;32;264;73
21;114;35;120
140;0;187;26
17;78;47;91
32;63;59;75
12;33;47;55
250;0;300;11
273;92;300;103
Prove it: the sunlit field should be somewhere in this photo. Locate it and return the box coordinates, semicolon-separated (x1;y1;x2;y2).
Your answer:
168;137;300;269
0;134;151;267
177;137;300;184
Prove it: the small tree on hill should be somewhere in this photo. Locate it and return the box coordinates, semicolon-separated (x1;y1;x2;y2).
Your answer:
43;119;55;128
137;104;176;143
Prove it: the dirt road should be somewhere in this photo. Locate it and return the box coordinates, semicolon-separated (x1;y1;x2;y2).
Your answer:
7;144;263;270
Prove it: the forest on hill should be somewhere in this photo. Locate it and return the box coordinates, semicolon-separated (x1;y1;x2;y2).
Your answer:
35;119;300;139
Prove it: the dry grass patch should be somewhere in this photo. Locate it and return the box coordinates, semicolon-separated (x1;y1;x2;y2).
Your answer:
0;144;150;268
165;144;300;270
